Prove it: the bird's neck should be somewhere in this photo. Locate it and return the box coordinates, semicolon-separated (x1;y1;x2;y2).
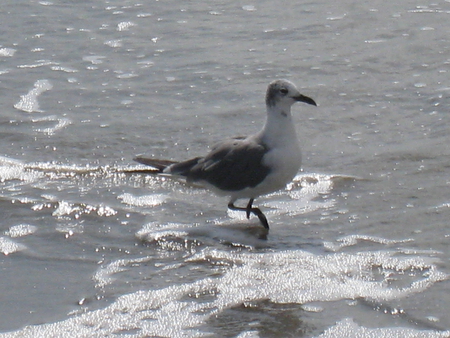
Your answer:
260;105;298;148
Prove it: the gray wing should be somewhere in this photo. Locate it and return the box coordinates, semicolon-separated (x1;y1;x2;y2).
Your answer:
184;137;271;192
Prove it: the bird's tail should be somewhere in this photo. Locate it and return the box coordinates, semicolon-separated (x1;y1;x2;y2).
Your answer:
133;155;202;177
133;156;177;173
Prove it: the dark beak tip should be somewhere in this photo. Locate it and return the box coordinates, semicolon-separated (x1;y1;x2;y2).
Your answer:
306;98;317;107
296;94;317;107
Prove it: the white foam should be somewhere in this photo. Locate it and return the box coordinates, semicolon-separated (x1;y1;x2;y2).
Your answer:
189;249;447;306
236;331;260;338
52;201;77;217
117;21;136;31
118;193;168;207
316;318;450;338
135;222;191;251
14;79;53;113
324;234;414;251
0;159;43;183
0;47;16;57
5;247;445;337
0;237;26;255
52;200;117;218
50;65;78;73
32;115;72;135
4;224;37;238
104;39;123;48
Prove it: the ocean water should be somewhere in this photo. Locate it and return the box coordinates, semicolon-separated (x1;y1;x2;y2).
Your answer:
1;0;450;337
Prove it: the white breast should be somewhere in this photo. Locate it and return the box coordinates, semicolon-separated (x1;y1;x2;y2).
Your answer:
261;142;302;191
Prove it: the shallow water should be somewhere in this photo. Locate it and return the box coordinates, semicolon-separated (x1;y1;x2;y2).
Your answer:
1;0;450;337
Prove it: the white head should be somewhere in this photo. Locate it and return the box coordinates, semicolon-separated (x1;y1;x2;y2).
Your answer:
265;79;316;111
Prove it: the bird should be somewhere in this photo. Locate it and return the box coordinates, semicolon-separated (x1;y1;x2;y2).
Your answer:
134;79;317;230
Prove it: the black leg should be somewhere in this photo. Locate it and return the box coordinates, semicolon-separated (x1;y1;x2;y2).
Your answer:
228;199;270;229
245;198;254;219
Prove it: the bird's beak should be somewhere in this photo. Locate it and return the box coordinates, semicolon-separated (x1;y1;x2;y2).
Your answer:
294;94;317;106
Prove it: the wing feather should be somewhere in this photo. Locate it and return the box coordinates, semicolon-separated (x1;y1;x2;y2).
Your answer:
187;137;270;191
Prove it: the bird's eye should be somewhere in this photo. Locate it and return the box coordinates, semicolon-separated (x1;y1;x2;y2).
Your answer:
280;87;288;95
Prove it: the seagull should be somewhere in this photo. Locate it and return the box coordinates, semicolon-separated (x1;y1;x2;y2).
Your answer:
134;79;317;229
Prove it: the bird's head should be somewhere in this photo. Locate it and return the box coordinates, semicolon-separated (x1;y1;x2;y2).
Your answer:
265;79;317;109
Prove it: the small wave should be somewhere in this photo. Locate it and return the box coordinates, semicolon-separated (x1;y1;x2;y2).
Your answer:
32;115;72;135
14;79;53;113
51;200;117;218
4;224;37;238
324;234;414;251
0;237;27;255
0;47;16;57
118;193;167;207
4;247;446;337
316;318;449;338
